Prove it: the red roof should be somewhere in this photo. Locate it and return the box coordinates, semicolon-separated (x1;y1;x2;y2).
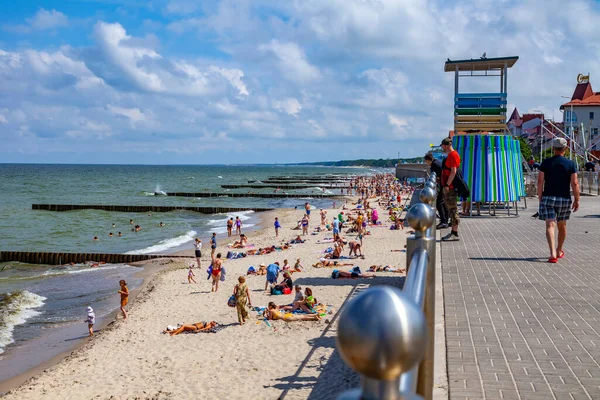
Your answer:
560;82;600;108
522;113;543;123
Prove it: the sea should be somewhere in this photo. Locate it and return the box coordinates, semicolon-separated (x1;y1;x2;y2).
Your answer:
0;163;373;388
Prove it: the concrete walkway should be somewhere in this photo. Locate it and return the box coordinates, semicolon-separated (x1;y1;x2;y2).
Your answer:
441;197;600;400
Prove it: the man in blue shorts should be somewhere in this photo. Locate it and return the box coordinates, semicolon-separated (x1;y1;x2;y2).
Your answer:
537;138;580;263
265;262;280;291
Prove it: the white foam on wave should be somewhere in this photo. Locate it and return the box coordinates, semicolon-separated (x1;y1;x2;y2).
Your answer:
42;265;120;277
0;290;46;354
125;230;197;255
143;192;155;196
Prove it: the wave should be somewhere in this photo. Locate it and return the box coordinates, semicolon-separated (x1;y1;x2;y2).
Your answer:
125;230;197;255
143;191;155;196
0;290;46;354
0;265;123;282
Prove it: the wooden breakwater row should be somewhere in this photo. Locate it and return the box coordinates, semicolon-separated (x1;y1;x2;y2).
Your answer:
221;184;344;189
32;204;274;214
165;192;341;199
0;251;190;266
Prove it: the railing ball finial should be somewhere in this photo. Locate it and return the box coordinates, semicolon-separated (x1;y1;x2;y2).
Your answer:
336;286;428;380
419;186;436;205
406;203;434;233
424;181;436;190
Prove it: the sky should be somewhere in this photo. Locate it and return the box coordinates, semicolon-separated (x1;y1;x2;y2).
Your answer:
1;0;600;164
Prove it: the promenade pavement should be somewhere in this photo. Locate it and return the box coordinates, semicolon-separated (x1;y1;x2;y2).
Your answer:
442;197;600;400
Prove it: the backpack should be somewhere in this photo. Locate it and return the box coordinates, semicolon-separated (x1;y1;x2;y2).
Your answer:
442;157;470;199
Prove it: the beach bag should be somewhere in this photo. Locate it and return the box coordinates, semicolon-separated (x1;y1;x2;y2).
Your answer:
206;265;213;280
283;287;292;295
220;266;226;281
247;266;256;275
227;295;236;307
452;169;470;199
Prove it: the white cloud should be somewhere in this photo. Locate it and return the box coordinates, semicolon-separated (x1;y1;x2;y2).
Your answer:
388;113;409;134
259;40;321;83
0;115;7;124
107;105;147;124
210;66;249;96
3;8;68;34
272;98;302;116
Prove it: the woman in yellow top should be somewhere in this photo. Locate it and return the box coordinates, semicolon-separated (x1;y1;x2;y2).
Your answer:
263;302;320;322
118;279;129;319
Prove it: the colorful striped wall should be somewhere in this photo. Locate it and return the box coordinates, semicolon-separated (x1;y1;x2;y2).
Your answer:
453;135;525;202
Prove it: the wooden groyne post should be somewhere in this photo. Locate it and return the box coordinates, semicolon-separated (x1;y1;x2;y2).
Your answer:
0;251;190;266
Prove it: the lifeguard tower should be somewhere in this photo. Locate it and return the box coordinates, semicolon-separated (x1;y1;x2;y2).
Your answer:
444;56;525;214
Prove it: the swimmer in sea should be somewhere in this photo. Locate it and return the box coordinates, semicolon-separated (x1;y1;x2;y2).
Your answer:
112;223;116;228
159;222;164;227
118;232;122;237
93;236;98;241
130;219;133;225
109;232;113;237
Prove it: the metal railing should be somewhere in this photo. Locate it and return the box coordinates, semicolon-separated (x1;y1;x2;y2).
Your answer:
578;171;600;195
336;173;438;400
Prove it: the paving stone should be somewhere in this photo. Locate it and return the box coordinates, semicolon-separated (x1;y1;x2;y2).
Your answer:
442;197;600;400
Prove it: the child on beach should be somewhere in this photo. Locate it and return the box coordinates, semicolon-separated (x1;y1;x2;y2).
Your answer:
235;216;242;235
194;238;202;268
282;259;291;271
294;259;304;272
85;306;95;336
118;280;129;319
233;276;252;325
188;264;197;284
274;217;281;237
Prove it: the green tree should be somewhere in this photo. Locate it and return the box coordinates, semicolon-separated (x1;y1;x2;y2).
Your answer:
518;137;533;162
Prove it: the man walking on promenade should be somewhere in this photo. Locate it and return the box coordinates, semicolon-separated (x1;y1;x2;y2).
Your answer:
537;138;579;263
440;137;460;241
424;152;448;229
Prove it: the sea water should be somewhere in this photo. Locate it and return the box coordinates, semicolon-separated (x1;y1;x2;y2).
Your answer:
0;164;370;384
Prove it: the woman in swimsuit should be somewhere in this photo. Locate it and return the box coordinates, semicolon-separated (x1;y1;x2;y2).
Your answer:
211;253;223;292
301;214;309;236
164;321;218;336
264;302;320;322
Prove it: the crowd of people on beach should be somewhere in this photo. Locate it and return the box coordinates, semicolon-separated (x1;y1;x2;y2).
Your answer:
85;174;413;336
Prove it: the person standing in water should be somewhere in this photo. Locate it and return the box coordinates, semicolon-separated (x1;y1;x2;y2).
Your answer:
235;216;242;235
227;218;234;237
85;306;95;337
118;280;129;319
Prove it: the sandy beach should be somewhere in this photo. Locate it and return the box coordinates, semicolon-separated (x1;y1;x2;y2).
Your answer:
2;199;409;399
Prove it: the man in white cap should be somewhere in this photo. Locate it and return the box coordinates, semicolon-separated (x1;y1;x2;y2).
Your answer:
537;137;580;263
85;306;96;337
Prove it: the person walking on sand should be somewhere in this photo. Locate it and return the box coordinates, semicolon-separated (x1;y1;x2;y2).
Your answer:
84;306;95;337
235;216;242;235
440;137;461;241
210;233;217;257
538;137;580;263
118;280;129;319
233;276;251;325
211;252;223;292
194;238;202;268
274;217;281;237
188;264;197;284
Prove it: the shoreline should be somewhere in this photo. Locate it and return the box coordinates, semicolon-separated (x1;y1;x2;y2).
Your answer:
0;208;276;395
3;192;406;399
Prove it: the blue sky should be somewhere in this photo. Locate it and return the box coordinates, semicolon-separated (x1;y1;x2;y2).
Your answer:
1;0;599;164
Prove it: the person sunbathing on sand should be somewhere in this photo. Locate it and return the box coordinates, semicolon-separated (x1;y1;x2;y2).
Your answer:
324;244;342;259
367;265;406;273
312;258;354;268
331;269;375;279
263;302;321;322
163;321;218;336
231;234;248;248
